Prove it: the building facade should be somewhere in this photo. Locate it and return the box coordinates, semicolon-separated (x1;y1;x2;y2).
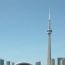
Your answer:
6;61;10;65
11;62;15;65
62;58;65;65
51;59;55;65
0;59;4;65
36;62;41;65
58;58;65;65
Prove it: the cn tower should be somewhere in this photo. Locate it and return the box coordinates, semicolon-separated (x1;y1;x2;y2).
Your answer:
47;9;52;65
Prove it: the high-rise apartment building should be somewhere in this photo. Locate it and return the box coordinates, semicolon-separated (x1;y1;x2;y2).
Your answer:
58;58;65;65
0;59;4;65
51;59;55;65
36;62;41;65
62;58;65;65
11;62;15;65
6;61;10;65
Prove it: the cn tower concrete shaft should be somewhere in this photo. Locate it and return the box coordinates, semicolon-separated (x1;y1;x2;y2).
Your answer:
47;9;52;65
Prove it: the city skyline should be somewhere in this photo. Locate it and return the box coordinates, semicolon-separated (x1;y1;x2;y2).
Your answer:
0;0;65;65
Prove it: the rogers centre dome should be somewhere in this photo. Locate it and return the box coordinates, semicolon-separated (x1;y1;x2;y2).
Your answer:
16;62;32;65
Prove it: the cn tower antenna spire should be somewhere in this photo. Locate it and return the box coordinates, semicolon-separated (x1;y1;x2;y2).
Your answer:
48;8;51;30
47;8;52;65
49;8;50;20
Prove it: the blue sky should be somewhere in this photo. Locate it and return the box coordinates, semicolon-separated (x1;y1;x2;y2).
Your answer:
0;0;65;65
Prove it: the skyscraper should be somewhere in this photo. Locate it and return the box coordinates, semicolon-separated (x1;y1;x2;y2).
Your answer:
58;58;62;65
62;58;65;65
58;58;65;65
51;59;55;65
0;59;4;65
36;61;41;65
6;61;10;65
47;9;52;65
11;62;15;65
